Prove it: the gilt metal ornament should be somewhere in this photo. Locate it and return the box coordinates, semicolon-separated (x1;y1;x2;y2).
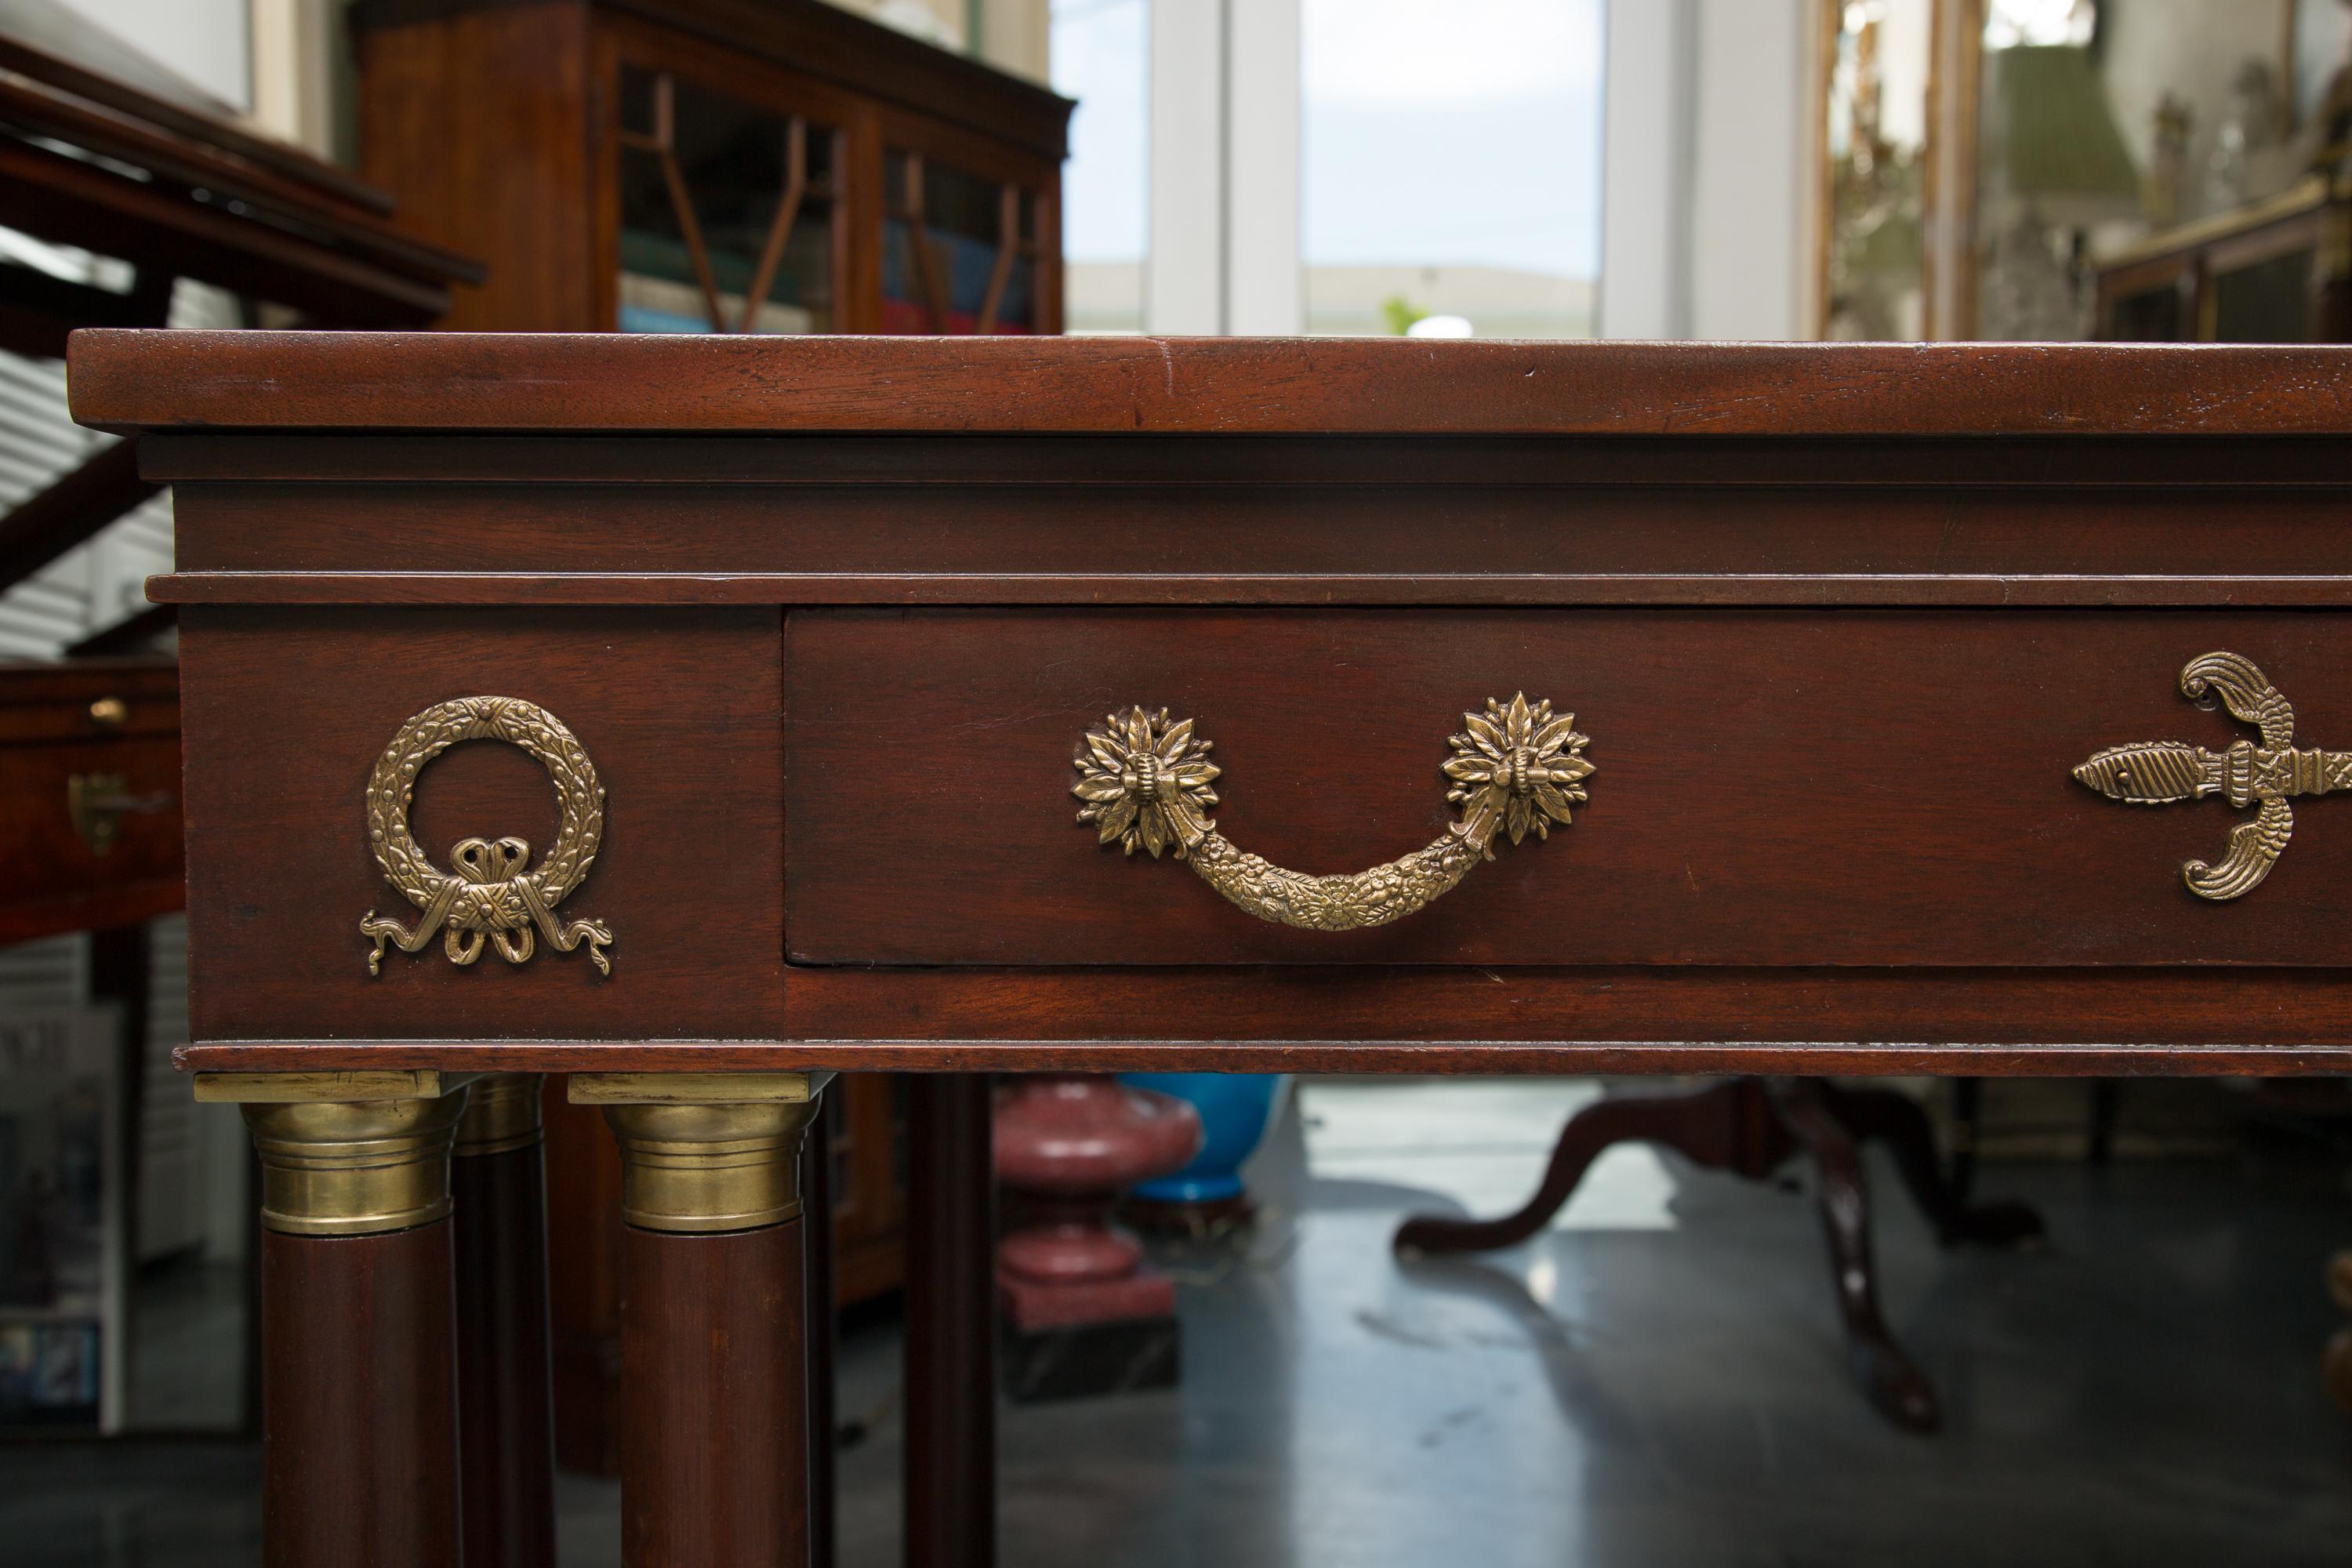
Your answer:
361;696;614;975
1072;693;1592;931
2072;651;2346;901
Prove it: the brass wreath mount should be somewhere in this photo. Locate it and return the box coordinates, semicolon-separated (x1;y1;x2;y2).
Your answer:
1073;692;1592;931
360;695;615;975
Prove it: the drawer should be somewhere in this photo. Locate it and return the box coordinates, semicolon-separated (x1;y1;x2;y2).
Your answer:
783;608;2352;968
0;659;183;944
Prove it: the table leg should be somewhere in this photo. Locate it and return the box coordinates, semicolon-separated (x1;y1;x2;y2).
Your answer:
597;1083;822;1568
452;1073;558;1568
242;1093;467;1568
805;1094;837;1568
906;1073;996;1568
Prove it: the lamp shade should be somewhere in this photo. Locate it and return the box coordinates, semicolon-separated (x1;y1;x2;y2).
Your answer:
1991;45;2139;212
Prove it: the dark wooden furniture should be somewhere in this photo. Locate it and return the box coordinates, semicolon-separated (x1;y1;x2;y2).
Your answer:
2093;171;2352;343
0;657;179;946
0;656;180;1270
350;0;1071;337
1396;1078;2041;1432
67;331;2352;1566
0;9;481;628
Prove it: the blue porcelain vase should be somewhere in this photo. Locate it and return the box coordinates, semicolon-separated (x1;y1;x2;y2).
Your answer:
1116;1073;1284;1204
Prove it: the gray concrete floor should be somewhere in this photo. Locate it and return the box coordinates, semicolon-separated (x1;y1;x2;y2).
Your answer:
7;1078;2352;1566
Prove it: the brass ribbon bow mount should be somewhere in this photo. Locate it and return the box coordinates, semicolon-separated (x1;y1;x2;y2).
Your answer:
1073;692;1592;931
361;695;615;975
2073;651;2348;901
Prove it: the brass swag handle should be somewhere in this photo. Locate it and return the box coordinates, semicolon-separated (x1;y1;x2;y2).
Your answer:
1072;693;1593;931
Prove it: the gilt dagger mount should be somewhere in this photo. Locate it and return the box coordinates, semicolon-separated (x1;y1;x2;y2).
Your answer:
2073;651;2347;901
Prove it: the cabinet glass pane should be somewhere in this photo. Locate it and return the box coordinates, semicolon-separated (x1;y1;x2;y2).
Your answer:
615;64;837;333
883;152;1037;334
2212;249;2314;343
2108;281;2183;339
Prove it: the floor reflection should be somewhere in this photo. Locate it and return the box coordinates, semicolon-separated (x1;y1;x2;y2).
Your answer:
6;1077;2350;1567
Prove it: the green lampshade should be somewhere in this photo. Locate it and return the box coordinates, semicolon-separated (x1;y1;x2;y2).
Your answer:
1991;45;2139;205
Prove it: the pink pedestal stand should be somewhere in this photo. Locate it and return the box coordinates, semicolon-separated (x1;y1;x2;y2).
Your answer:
993;1075;1203;1398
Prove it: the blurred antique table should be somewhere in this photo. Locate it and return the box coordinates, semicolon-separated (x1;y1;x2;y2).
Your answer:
0;5;482;631
68;331;2352;1567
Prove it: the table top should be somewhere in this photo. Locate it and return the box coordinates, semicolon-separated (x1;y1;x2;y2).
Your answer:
67;331;2352;438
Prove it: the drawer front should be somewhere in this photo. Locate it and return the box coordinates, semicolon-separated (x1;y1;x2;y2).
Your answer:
0;732;183;939
784;608;2352;967
178;606;783;1042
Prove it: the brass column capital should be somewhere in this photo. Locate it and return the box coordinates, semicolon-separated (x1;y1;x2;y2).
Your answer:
455;1072;544;1157
241;1093;468;1236
598;1094;822;1234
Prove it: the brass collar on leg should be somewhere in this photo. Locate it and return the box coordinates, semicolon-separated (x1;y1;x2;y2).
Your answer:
455;1072;545;1157
600;1100;821;1234
241;1093;468;1237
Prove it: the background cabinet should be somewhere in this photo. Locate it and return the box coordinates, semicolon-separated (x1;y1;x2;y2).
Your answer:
2094;173;2352;344
352;0;1069;336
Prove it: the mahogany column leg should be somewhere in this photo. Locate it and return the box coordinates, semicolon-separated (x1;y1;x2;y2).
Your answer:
804;1094;837;1568
1768;1079;1940;1432
590;1076;823;1568
1396;1080;1769;1255
451;1073;557;1568
906;1073;996;1568
239;1090;468;1568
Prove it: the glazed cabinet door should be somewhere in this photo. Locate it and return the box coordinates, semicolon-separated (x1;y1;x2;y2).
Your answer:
608;59;851;335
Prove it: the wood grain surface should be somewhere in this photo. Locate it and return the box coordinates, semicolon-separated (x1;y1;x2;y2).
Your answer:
353;4;598;333
177;1036;2352;1076
260;1222;462;1568
70;332;2352;437
785;608;2352;968
150;466;2352;608
133;430;2352;487
176;607;783;1042
619;1220;808;1568
176;956;2352;1065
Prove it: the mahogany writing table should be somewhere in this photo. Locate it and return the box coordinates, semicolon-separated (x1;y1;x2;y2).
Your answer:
67;330;2352;1565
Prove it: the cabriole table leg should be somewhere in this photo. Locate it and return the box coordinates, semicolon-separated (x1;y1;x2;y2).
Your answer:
452;1073;557;1568
201;1070;470;1568
577;1073;827;1568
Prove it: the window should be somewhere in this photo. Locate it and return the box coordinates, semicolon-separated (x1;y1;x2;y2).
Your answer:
1051;0;1149;334
1301;0;1604;337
